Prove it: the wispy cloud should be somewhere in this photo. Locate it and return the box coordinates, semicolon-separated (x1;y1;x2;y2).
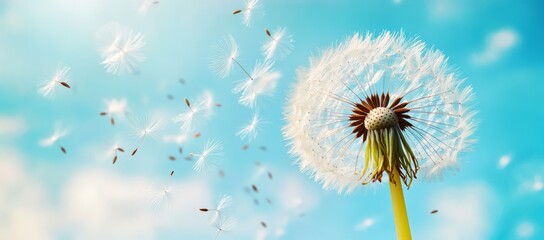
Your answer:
498;154;512;170
471;28;519;66
354;218;375;231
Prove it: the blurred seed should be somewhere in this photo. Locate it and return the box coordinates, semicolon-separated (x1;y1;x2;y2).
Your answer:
179;78;185;85
131;148;138;156
265;28;271;37
60;146;67;154
431;210;438;214
178;147;183;154
170;170;174;176
194;132;201;138
218;170;225;178
185;156;193;161
110;117;115;126
260;221;267;228
254;199;259;205
167;94;174;100
199;208;209;212
100;112;107;116
60;82;71;88
117;148;125;152
260;145;267;151
112;155;118;164
232;9;242;14
252;184;258;193
215;103;222;107
266;198;272;205
267;172;273;180
242;144;249;151
168;155;176;161
184;98;191;108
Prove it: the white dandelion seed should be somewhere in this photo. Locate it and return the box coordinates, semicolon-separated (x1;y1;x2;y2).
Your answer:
191;139;223;172
148;171;175;211
37;66;71;98
172;90;215;133
138;0;159;16
262;27;294;60
283;31;476;193
232;0;264;27
128;114;162;156
204;195;233;224
97;23;145;75
212;215;237;240
232;60;280;108
40;123;69;147
209;35;240;78
237;112;262;142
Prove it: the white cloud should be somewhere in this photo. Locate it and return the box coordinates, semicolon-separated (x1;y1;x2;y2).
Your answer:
498;155;511;170
427;0;463;21
471;28;519;66
60;169;212;239
0;150;54;240
516;221;535;238
418;183;496;240
0;116;27;137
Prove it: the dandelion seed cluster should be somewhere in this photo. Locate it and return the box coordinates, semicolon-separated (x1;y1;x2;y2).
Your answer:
284;32;476;193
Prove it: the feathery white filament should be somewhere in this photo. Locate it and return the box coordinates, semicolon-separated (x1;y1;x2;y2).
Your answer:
172;90;214;133
38;66;70;97
237;113;261;141
98;23;145;75
262;27;294;60
192;139;224;172
233;61;280;108
210;35;239;78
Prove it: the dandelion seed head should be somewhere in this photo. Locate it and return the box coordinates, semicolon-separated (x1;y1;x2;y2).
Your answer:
210;35;239;78
283;31;476;193
40;123;69;147
38;66;71;98
192;139;224;172
172;90;215;133
237;113;261;141
98;23;145;75
233;61;280;107
262;27;294;60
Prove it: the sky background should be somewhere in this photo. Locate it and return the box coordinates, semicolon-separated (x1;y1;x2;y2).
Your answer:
1;0;543;239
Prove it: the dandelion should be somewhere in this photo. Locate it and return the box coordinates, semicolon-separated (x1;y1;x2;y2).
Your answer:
97;23;145;75
212;215;237;240
191;139;223;172
129;114;161;156
172;90;214;133
262;27;294;60
40;123;69;147
100;98;128;126
209;35;239;79
232;60;280;108
138;0;159;16
237;112;261;141
232;0;264;27
283;31;476;239
148;171;175;211
199;195;232;224
38;66;71;97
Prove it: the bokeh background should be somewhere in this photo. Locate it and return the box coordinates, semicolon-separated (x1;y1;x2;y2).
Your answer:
1;0;543;239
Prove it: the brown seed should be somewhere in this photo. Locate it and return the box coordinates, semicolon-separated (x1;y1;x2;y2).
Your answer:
215;103;222;107
170;171;174;176
199;208;209;212
194;132;201;138
261;221;267;228
232;9;242;14
267;172;273;180
265;28;271;37
131;148;138;156
431;209;438;214
110;117;115;126
60;146;67;154
242;144;249;150
100;112;107;116
112;155;118;164
168;155;176;161
184;98;191;108
252;184;258;193
60;82;71;89
117;147;125;152
218;170;225;178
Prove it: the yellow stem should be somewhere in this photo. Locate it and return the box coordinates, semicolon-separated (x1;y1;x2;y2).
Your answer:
388;169;412;240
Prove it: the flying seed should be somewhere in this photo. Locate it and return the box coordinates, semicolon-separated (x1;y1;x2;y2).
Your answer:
242;144;249;150
184;98;191;108
199;208;209;212
232;9;242;14
131;148;138;156
219;170;225;178
261;221;267;228
168;155;176;161
60;82;71;88
267;172;273;180
178;147;183;154
215;103;222;107
100;112;107;116
110;117;115;125
254;199;259;205
194;132;201;138
252;184;259;193
265;28;271;37
265;198;272;205
170;170;174;176
260;145;267;151
167;94;174;100
179;78;185;85
60;146;67;154
431;209;438;214
117;147;125;152
112;155;118;164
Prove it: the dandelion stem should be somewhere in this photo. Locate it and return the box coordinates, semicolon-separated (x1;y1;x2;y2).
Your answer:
388;168;412;240
231;58;253;80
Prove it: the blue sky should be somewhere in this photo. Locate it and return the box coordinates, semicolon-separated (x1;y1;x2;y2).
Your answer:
0;0;543;239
